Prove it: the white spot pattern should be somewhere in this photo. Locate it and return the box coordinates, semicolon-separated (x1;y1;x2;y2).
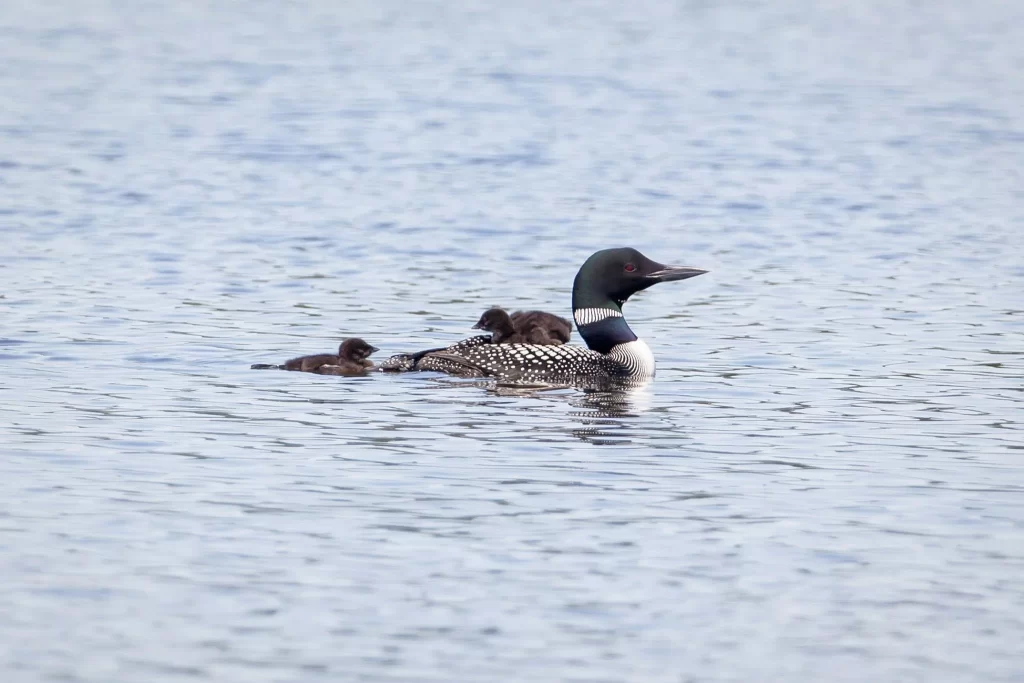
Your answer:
573;307;623;327
437;340;639;383
386;331;656;384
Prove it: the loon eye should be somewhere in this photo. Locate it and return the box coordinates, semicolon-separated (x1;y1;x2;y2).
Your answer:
624;263;637;273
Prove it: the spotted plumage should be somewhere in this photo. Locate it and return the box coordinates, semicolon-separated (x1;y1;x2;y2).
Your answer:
419;342;638;383
377;335;491;372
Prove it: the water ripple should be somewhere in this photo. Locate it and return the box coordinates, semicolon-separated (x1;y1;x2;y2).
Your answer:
2;1;1023;682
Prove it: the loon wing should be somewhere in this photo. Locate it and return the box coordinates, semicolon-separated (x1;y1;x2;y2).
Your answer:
425;343;631;384
415;352;491;377
378;335;492;372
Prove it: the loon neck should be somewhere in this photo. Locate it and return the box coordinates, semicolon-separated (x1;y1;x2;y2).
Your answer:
573;303;638;354
571;270;642;354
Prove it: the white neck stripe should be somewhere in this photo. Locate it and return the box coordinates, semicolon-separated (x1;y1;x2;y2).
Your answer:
573;307;623;326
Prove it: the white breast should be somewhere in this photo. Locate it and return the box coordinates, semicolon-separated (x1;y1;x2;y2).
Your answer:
608;339;656;378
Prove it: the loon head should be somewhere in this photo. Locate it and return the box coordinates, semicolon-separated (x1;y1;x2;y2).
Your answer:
339;338;379;362
572;247;707;310
571;247;707;353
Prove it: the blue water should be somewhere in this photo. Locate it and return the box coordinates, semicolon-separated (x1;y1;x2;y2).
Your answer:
1;1;1023;681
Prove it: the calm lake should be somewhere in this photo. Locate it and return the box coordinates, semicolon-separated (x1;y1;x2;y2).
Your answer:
1;1;1022;681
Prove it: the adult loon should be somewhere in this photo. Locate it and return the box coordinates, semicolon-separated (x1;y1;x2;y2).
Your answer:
473;308;563;345
251;338;379;375
379;248;706;384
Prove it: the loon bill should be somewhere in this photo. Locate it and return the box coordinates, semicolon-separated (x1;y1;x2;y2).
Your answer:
378;247;707;383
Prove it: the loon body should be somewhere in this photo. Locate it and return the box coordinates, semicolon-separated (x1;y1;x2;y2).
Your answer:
379;248;706;384
252;338;379;375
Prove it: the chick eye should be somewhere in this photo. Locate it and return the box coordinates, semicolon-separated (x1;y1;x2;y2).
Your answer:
624;263;637;273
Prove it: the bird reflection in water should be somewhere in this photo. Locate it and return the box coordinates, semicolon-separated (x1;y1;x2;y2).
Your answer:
565;384;652;445
423;376;653;445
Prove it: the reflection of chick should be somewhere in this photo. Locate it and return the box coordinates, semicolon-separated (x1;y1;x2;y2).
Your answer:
472;308;564;345
283;338;379;375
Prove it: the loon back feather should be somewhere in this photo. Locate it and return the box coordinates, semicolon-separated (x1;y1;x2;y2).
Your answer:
425;342;634;384
379;335;492;373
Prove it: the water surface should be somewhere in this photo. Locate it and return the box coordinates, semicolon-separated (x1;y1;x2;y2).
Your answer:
1;1;1023;681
